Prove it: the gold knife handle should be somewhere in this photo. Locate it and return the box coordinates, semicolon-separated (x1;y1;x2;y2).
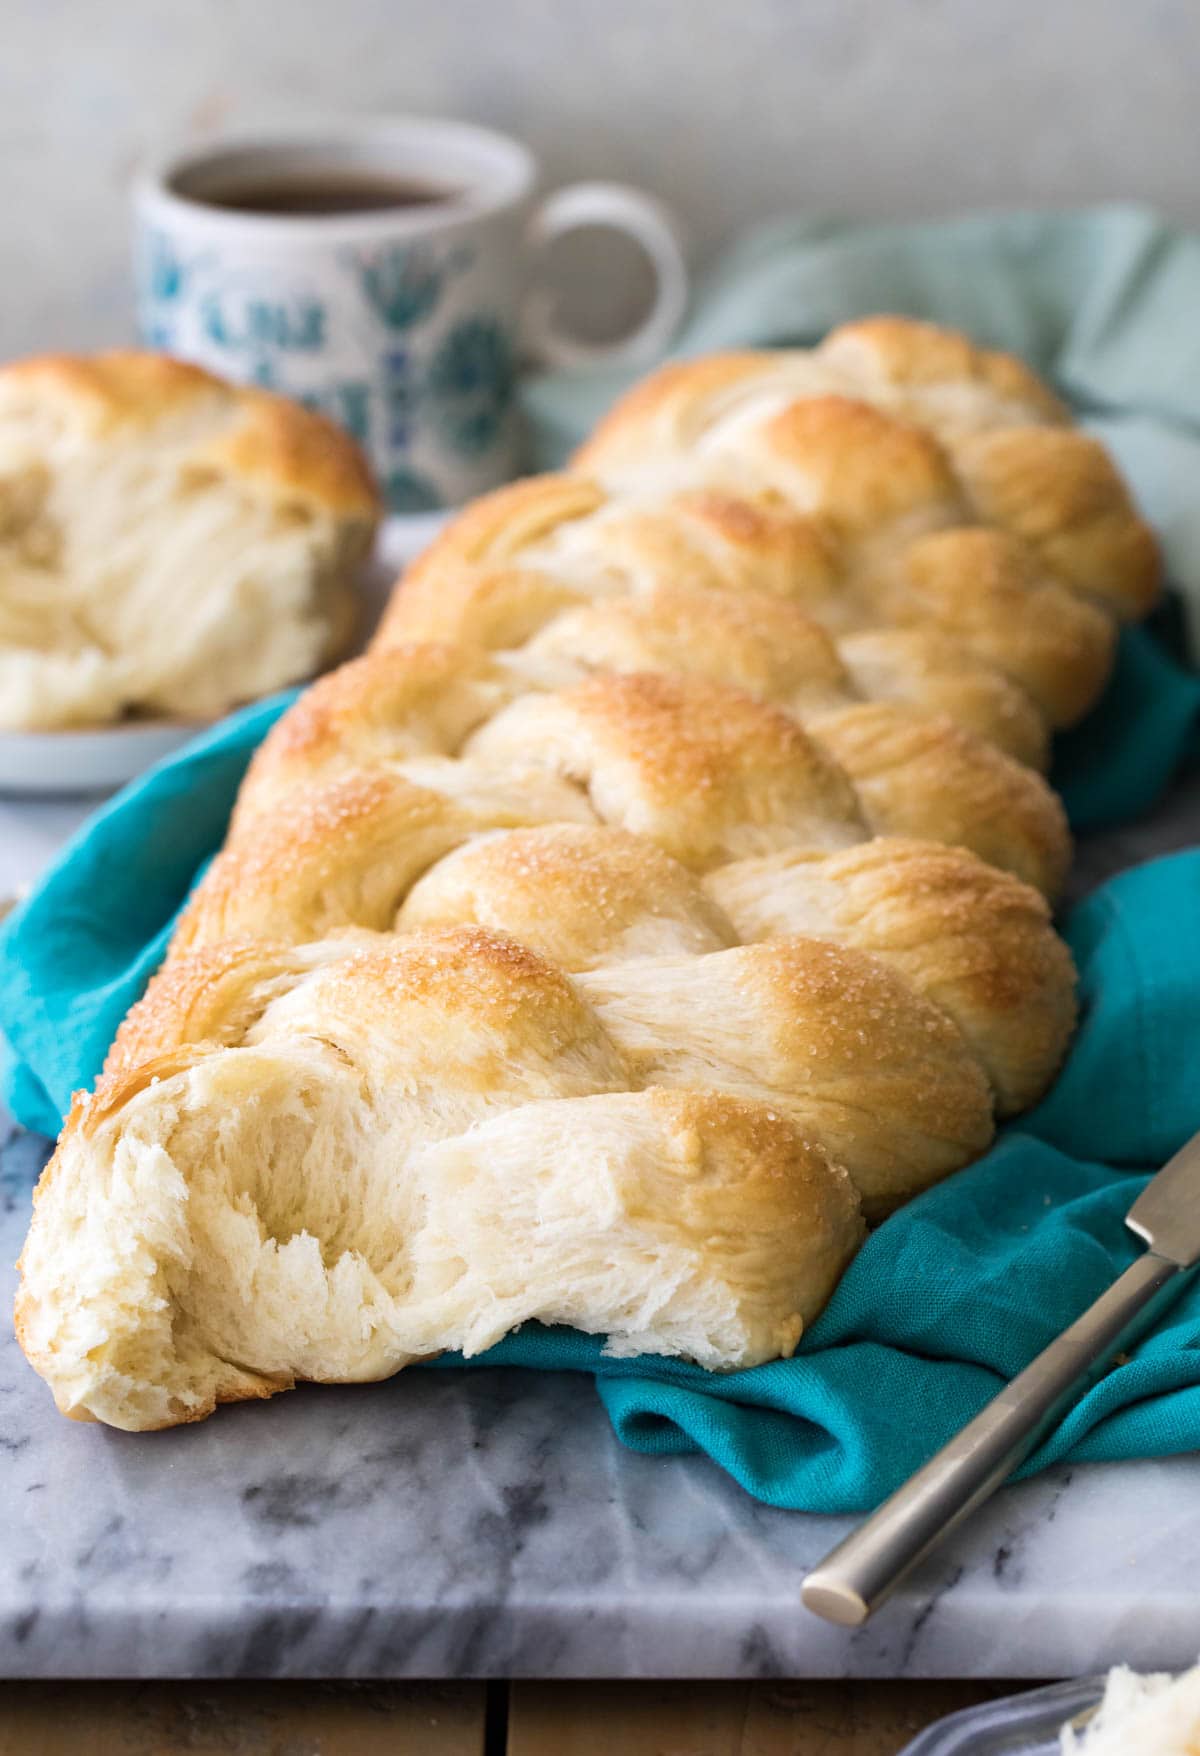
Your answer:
802;1250;1183;1627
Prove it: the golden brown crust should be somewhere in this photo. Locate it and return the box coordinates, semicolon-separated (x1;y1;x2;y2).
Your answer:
731;935;996;1195
175;770;473;952
409;471;605;566
303;925;612;1064
0;350;227;426
574;353;772;474
586;488;849;603
107;943;291;1074
526;582;853;715
626;1087;866;1286
0;350;381;518
231;642;517;825
669;487;846;587
749;395;961;535
954;427;1161;618
836;627;1050;770
104;941;369;1075
811;701;1070;899
513;669;868;871
378;562;585;652
886;527;1117;726
820;315;1070;422
579;933;995;1222
399;824;738;970
202;386;380;516
706;837;1076;1115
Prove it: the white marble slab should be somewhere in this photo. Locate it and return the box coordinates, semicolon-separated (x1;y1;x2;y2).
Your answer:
2;773;1199;1678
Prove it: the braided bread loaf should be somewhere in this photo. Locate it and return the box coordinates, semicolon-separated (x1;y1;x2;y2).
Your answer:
16;319;1159;1431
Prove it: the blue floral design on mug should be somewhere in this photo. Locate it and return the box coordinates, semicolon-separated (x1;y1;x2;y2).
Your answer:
358;245;444;331
381;348;422;449
425;316;516;458
136;227;190;347
144;228;188;303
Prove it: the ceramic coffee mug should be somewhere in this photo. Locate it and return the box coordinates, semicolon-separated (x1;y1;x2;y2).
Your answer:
134;119;688;511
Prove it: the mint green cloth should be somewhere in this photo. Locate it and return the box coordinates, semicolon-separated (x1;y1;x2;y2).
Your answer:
526;206;1200;661
5;206;1200;1512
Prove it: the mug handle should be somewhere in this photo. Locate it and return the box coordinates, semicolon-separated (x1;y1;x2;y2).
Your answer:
522;182;688;371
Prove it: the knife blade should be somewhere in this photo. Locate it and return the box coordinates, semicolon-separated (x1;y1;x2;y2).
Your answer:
1126;1130;1200;1265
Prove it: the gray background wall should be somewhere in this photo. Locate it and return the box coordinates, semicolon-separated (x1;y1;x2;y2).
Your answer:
2;0;1196;355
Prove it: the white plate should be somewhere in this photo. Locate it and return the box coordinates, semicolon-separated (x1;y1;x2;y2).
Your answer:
0;510;452;800
0;719;207;798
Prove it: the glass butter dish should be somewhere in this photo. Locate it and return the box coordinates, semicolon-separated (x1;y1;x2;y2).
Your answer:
901;1677;1106;1754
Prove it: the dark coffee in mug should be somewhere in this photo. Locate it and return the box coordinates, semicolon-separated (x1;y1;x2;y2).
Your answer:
179;172;461;217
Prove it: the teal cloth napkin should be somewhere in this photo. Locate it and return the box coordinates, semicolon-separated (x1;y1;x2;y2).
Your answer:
5;205;1200;1512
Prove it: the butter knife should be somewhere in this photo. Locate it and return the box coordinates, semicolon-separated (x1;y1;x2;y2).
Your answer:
802;1129;1200;1627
